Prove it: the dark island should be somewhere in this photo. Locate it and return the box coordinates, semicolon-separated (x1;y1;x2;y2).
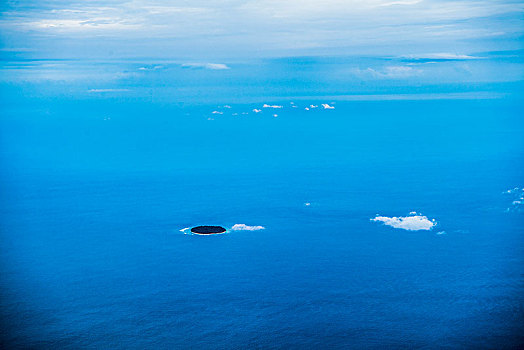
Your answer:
191;226;226;235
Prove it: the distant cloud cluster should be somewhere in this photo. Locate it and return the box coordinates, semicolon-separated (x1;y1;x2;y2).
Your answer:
503;187;524;212
205;102;335;119
402;53;483;61
138;65;163;71
88;88;130;92
355;66;422;79
231;224;265;231
371;213;437;231
181;63;230;70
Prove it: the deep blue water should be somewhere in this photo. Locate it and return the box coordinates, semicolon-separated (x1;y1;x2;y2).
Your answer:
1;95;523;348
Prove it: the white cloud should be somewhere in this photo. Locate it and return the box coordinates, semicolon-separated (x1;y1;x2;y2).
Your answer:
263;104;283;108
503;187;524;212
88;88;130;92
181;63;230;70
295;92;508;101
231;224;265;231
211;110;223;114
25;18;141;31
371;213;437;231
355;65;422;79
402;53;483;60
378;0;422;6
138;65;163;71
252;109;262;113
322;103;335;109
504;187;523;194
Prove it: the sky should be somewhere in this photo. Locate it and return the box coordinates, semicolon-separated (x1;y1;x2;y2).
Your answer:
0;0;523;100
1;0;523;59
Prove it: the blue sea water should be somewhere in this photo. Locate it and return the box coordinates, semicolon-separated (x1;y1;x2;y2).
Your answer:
1;72;524;348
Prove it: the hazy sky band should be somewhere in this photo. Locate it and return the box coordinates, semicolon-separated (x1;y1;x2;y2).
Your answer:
1;0;523;59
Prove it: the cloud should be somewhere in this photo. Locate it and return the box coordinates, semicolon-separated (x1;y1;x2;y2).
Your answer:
503;187;524;212
378;0;422;6
252;109;262;113
504;187;523;194
355;65;422;79
211;110;223;114
293;92;509;101
25;18;142;31
401;53;483;61
371;213;437;231
231;224;265;231
322;103;335;109
181;63;230;70
263;104;283;108
138;65;163;71
1;0;522;60
88;88;130;92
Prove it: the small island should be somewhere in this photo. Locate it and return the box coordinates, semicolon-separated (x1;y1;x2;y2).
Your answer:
190;226;227;235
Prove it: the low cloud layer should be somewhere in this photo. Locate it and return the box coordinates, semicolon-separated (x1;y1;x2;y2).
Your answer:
231;224;265;231
354;66;422;79
2;0;520;60
402;53;483;61
181;63;230;70
371;213;436;231
88;88;130;92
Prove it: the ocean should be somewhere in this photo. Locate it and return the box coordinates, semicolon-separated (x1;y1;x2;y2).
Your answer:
1;67;523;348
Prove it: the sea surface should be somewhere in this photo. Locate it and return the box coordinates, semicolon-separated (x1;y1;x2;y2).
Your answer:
1;79;523;348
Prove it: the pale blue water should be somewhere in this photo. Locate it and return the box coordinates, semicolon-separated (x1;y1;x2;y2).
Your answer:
1;73;524;348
